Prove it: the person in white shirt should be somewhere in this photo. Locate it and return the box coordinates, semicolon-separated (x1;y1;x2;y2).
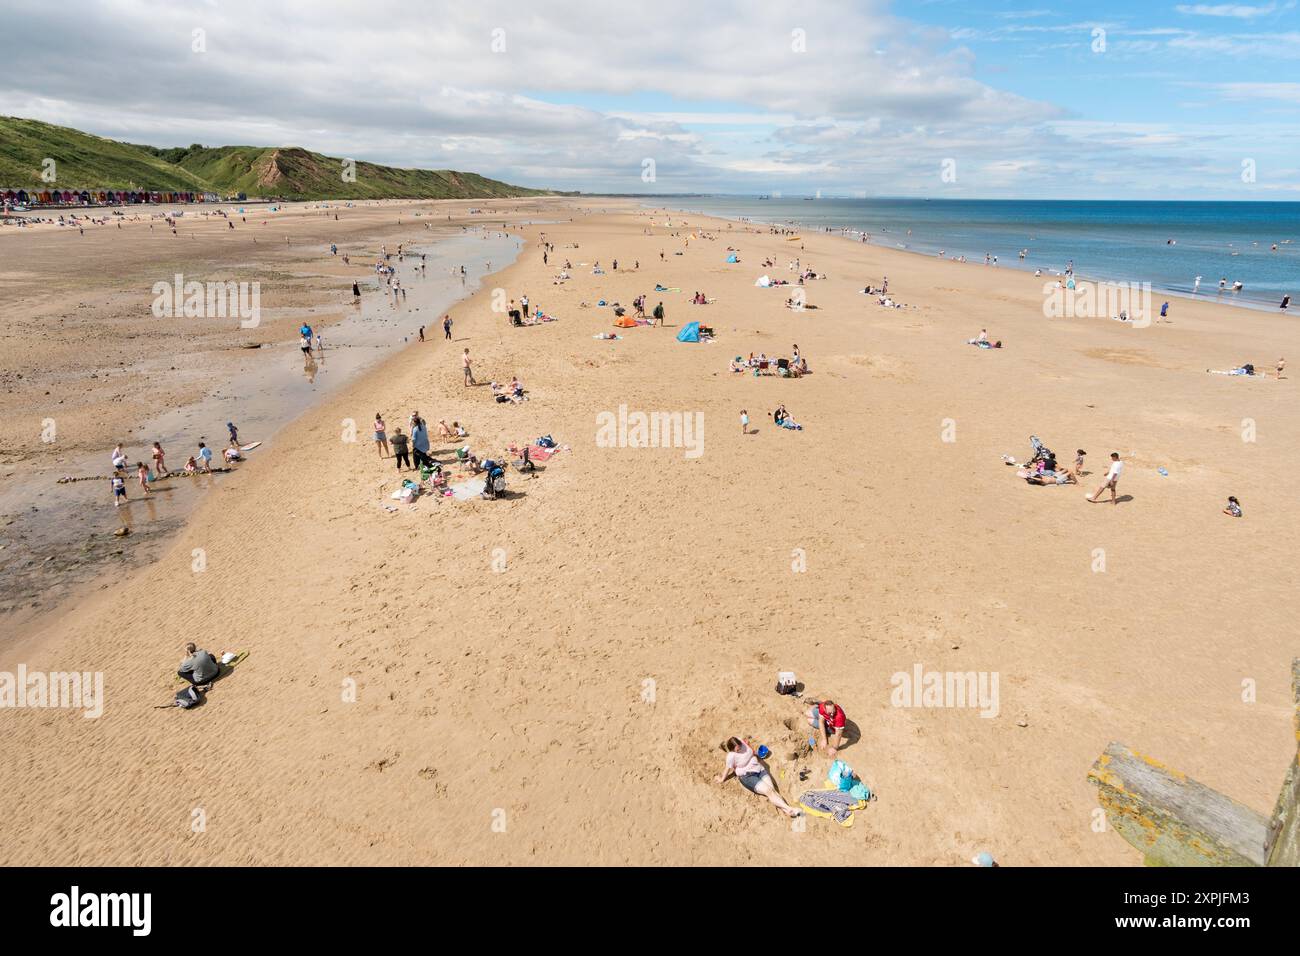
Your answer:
1086;452;1123;504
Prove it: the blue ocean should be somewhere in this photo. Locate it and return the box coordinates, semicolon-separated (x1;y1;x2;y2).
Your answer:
654;197;1298;311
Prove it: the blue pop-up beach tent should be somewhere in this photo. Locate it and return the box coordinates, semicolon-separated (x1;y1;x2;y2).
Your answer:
725;254;738;263
677;321;701;342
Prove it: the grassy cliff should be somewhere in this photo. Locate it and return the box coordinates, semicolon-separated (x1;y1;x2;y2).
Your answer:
0;116;550;199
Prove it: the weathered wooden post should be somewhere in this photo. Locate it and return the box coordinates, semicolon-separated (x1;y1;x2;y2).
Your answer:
1088;658;1299;867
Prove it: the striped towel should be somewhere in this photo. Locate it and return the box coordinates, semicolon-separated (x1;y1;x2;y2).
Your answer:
799;789;867;825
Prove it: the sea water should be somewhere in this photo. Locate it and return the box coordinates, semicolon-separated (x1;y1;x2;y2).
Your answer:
655;197;1299;311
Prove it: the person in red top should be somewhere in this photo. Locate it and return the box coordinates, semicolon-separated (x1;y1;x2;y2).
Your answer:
808;699;847;757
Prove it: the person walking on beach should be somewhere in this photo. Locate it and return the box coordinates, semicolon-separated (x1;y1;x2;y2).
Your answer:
443;314;453;340
463;348;476;386
373;413;390;458
110;472;127;507
653;301;665;327
1085;452;1123;505
227;422;239;446
151;441;169;477
740;409;749;435
521;294;529;318
352;281;361;299
390;428;410;471
136;461;152;495
197;442;213;473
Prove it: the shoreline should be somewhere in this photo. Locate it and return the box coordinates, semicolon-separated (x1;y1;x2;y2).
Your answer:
0;202;550;635
1;199;1294;865
649;198;1297;314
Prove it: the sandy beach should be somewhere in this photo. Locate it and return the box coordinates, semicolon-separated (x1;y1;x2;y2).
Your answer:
1;199;1295;866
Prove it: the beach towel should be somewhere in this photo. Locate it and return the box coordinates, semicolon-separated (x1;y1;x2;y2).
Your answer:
798;789;868;827
528;445;559;461
449;479;481;501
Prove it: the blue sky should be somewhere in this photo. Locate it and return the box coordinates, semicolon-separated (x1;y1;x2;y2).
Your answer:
2;0;1297;198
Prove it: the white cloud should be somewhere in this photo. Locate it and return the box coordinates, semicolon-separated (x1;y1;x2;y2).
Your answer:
0;0;1294;197
1174;3;1284;18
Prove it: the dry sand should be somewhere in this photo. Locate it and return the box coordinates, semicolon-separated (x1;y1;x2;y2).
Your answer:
0;200;1295;865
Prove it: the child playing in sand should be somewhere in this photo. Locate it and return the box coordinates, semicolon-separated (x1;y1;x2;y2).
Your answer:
136;462;151;495
110;473;127;506
1224;496;1242;518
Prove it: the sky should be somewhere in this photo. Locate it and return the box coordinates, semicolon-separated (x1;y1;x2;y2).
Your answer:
1;0;1298;198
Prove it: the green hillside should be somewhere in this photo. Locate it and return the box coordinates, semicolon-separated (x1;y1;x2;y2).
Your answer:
0;117;212;192
150;144;549;200
0;116;551;200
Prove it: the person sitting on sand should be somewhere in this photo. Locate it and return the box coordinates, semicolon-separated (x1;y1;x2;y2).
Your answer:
730;356;747;373
1224;496;1242;518
438;419;453;439
715;737;801;818
183;456;199;474
454;422;467;438
807;700;847;758
1026;468;1076;486
178;643;220;689
514;445;537;473
773;405;803;430
223;442;243;463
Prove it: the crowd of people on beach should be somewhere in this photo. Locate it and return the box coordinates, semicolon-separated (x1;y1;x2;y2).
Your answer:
106;421;247;506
